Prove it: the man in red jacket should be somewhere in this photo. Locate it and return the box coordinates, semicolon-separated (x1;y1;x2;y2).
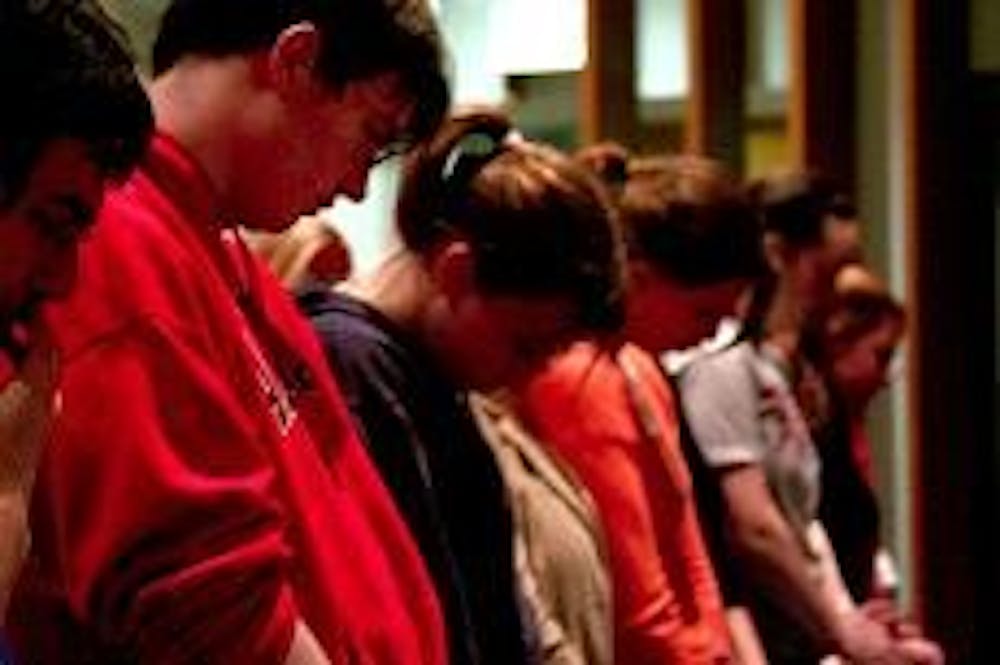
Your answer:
0;0;152;620
9;1;451;664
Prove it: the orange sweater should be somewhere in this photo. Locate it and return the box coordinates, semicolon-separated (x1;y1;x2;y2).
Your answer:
519;341;731;665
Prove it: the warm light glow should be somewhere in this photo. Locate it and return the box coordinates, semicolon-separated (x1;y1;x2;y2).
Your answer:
485;0;587;74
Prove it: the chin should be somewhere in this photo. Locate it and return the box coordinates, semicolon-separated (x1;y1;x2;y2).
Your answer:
461;365;509;392
463;374;498;392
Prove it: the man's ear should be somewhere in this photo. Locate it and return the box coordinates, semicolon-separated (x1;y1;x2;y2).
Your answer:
428;241;476;306
264;21;324;100
762;231;787;274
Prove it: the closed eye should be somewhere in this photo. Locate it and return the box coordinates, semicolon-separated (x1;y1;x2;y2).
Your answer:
28;195;95;246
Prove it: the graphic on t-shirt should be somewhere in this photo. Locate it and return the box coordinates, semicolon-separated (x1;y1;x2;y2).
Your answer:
241;327;298;436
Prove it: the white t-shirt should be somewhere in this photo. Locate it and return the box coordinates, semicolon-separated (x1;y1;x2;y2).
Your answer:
678;340;821;544
678;340;831;660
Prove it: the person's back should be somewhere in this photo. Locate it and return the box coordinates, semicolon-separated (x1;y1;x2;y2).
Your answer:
470;391;614;665
538;150;762;664
9;0;451;662
518;340;731;665
304;285;525;665
306;112;626;665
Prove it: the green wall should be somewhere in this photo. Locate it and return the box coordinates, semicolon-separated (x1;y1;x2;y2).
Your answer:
98;0;168;73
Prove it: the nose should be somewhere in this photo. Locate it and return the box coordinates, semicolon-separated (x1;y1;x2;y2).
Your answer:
36;242;80;302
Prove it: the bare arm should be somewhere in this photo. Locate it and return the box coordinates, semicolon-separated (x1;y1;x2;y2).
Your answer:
719;465;900;663
726;606;768;665
0;336;58;619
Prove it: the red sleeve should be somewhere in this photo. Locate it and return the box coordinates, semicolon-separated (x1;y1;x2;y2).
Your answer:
520;359;688;664
574;430;693;665
36;317;297;664
522;346;729;665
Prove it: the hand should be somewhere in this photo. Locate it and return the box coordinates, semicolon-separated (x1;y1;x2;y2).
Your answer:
0;325;59;497
893;637;944;665
0;324;59;618
861;598;910;635
837;611;907;665
860;601;944;665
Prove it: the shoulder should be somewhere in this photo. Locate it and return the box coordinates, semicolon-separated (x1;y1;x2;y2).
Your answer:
678;342;757;406
674;341;770;466
303;290;400;356
520;342;637;446
523;342;622;412
303;291;441;415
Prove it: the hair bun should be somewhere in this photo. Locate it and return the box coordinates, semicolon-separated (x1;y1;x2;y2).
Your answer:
574;142;630;188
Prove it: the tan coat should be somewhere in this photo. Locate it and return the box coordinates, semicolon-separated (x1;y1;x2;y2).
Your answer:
470;393;613;665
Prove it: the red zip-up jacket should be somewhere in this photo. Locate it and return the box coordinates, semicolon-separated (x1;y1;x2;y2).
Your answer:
9;134;446;665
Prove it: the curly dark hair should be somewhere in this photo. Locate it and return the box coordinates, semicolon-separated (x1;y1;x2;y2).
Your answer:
0;0;153;208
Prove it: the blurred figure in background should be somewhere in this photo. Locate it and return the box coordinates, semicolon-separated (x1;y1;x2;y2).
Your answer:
817;264;906;604
613;153;770;665
815;264;943;665
676;172;923;664
304;111;625;665
514;150;762;665
246;215;352;292
0;0;152;619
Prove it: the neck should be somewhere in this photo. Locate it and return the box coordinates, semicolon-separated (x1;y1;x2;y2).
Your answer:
339;250;433;331
150;58;258;223
761;280;805;358
624;309;664;353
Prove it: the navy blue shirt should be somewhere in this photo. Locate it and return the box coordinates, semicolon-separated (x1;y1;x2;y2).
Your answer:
0;633;15;665
302;289;529;665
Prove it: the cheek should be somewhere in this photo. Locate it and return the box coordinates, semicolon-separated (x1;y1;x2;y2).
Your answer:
835;351;878;391
0;230;43;317
437;303;501;384
0;223;41;276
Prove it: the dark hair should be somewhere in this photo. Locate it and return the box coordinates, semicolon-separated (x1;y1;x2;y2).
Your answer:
397;111;626;333
0;0;153;208
615;154;764;286
152;0;449;144
740;170;858;342
748;170;857;247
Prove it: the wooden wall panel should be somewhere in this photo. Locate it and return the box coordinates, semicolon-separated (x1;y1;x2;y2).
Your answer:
788;0;857;194
685;0;745;170
580;0;637;146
